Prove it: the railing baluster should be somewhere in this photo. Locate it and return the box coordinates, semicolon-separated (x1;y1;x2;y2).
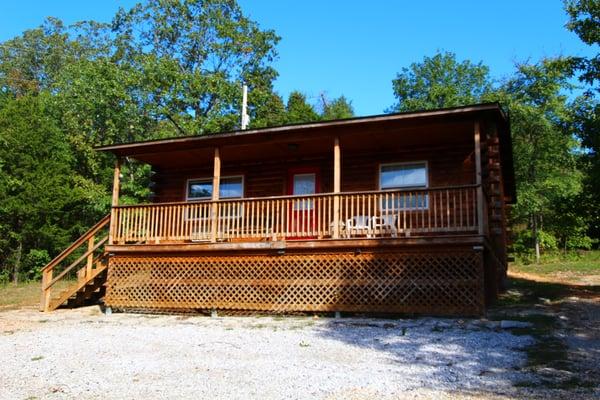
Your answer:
446;189;450;230
459;189;463;229
466;188;470;228
109;186;480;246
427;192;431;232
452;190;457;231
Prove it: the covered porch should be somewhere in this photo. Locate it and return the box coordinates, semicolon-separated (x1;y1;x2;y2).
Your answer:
101;106;501;249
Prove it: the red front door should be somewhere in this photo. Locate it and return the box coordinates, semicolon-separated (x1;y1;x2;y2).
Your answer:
287;168;320;239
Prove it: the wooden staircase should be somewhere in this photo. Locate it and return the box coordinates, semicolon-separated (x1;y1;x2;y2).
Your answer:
40;215;111;312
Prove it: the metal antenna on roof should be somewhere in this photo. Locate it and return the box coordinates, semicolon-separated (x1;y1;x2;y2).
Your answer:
241;84;250;130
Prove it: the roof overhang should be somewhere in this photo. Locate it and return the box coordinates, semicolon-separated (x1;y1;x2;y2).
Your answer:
96;102;515;202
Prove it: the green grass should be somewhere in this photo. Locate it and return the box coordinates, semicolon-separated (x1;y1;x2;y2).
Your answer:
0;281;42;310
0;280;71;311
510;250;600;277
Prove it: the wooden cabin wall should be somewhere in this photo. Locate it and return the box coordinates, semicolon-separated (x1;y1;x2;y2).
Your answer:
150;144;475;203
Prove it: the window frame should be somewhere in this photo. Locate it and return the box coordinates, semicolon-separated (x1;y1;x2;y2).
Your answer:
185;175;245;201
378;161;429;210
378;161;429;190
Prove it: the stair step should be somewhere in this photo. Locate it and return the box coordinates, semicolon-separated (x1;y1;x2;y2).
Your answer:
47;264;108;311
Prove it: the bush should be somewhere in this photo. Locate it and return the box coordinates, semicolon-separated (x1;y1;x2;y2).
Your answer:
23;249;51;281
0;269;10;285
513;229;558;254
566;235;594;250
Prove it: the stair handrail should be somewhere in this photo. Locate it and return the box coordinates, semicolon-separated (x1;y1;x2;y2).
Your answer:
40;214;111;312
41;214;110;273
43;237;109;290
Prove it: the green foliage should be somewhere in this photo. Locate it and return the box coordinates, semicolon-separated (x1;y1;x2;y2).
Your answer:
320;95;354;120
565;0;600;88
284;91;320;124
565;0;600;243
276;91;355;125
494;59;585;255
513;229;559;255
0;1;358;282
23;249;50;281
0;94;91;281
389;51;492;112
111;0;281;134
388;52;595;256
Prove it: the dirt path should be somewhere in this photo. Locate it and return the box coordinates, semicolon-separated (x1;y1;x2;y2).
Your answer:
487;271;600;398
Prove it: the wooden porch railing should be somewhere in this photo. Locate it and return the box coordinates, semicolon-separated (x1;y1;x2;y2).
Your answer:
40;214;110;312
110;185;480;245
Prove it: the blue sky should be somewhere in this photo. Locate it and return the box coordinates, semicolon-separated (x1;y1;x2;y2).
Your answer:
0;0;596;116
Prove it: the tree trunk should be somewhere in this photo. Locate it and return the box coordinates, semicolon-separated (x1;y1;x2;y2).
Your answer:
532;214;541;264
13;241;22;284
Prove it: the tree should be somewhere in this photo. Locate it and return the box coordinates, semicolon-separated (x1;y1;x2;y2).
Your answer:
387;52;590;260
565;0;600;245
320;94;354;120
284;91;320;123
0;94;93;282
569;96;600;240
495;59;586;261
565;0;600;89
0;0;285;280
111;0;280;134
388;51;492;112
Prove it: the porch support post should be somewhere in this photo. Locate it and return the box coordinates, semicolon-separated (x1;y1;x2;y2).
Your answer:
109;158;121;245
111;158;121;207
211;147;221;242
474;122;485;236
333;137;341;239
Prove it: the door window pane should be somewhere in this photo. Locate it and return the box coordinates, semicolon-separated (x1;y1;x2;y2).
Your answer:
293;174;316;195
293;173;316;210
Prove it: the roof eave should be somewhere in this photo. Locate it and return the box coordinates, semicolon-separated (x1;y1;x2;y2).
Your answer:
95;102;507;156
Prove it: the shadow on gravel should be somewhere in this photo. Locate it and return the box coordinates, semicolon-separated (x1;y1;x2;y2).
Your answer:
491;276;600;395
312;276;600;399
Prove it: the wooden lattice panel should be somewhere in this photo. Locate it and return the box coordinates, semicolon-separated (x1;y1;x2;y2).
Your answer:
105;250;484;315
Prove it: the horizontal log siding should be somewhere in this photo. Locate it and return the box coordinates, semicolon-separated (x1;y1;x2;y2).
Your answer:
151;144;474;204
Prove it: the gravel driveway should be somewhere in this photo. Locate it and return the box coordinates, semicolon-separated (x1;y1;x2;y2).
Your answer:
0;307;534;400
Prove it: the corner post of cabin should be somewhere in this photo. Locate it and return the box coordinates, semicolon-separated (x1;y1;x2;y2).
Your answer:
474;121;485;236
211;147;221;243
108;157;122;245
333;137;341;239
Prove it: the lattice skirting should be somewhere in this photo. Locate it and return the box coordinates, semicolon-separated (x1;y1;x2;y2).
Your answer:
105;250;484;315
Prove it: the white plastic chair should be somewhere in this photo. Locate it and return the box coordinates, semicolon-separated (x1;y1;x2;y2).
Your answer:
345;215;373;238
372;214;398;238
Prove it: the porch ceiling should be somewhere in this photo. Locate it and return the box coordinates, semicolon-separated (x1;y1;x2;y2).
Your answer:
122;119;475;169
95;102;515;200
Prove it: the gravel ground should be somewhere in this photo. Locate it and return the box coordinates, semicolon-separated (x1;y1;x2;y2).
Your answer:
0;307;535;400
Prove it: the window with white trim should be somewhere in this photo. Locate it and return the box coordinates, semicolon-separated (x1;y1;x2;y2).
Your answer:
187;176;243;201
379;162;428;210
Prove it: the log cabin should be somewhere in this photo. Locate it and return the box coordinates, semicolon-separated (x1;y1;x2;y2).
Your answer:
40;102;514;316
